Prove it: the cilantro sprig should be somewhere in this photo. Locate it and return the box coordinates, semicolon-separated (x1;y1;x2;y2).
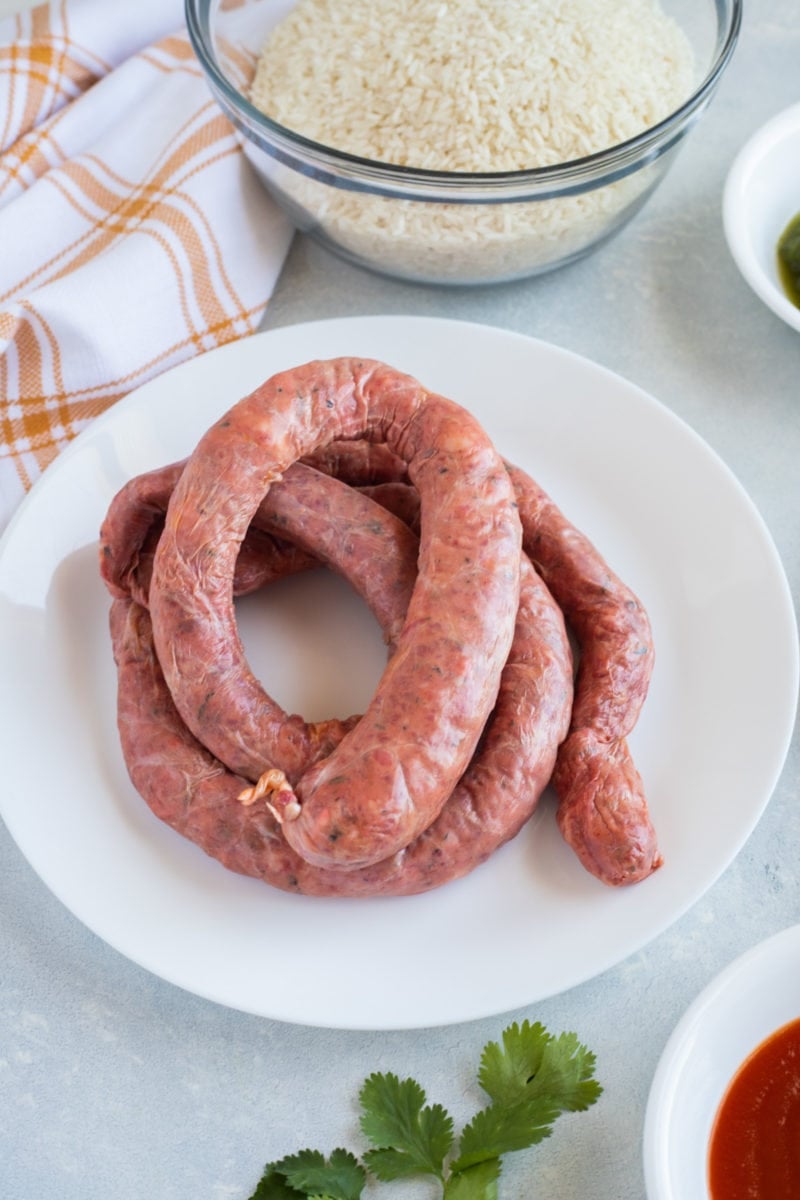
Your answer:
249;1020;602;1200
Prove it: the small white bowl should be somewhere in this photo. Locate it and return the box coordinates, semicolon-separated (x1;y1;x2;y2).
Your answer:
642;923;800;1199
723;102;800;333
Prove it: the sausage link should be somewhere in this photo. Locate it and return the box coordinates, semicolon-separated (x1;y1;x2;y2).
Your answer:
100;462;423;782
303;439;409;485
100;459;418;636
104;420;657;886
148;358;522;871
504;461;660;885
110;546;570;895
307;442;660;886
100;460;318;609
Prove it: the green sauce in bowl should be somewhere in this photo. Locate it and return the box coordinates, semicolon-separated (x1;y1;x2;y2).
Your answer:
777;211;800;308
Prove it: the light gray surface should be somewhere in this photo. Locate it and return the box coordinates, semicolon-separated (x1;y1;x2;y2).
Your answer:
1;2;799;1198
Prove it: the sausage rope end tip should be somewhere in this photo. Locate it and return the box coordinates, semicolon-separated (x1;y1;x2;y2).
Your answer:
238;768;300;823
553;731;661;887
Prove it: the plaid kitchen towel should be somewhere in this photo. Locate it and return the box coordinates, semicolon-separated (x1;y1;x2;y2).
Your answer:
0;0;293;532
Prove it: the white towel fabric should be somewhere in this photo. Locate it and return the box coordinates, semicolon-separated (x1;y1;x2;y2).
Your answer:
0;0;293;531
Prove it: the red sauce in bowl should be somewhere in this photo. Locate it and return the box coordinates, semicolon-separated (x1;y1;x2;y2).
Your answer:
708;1017;800;1198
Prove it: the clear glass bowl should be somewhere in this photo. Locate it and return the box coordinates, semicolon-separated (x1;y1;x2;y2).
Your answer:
186;0;742;287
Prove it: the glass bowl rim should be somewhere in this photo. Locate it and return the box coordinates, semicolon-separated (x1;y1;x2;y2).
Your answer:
185;0;743;190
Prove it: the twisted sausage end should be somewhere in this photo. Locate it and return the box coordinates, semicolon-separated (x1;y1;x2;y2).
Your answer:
552;730;662;886
238;768;300;824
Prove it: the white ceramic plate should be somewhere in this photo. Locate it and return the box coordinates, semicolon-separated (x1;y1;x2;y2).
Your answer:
723;101;800;334
643;922;800;1199
0;316;796;1030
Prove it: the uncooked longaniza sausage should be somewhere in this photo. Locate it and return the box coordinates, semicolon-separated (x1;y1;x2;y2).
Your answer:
503;461;660;885
308;442;661;885
100;459;419;646
147;358;522;871
103;431;660;886
110;546;571;895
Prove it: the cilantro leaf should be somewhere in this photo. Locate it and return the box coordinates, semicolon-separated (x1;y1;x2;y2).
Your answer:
269;1148;365;1200
359;1071;453;1180
248;1163;309;1200
443;1156;502;1200
248;1020;601;1200
450;1097;560;1171
478;1021;551;1105
478;1021;602;1113
362;1147;422;1181
534;1030;603;1112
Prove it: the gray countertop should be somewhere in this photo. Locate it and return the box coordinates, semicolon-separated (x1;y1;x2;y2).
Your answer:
1;2;799;1197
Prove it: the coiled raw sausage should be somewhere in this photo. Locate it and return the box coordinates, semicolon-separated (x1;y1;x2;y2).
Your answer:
102;427;659;886
110;547;571;895
505;461;660;885
147;358;522;871
101;459;419;646
305;442;661;885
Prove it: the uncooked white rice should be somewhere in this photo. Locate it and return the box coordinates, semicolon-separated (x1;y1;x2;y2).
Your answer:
248;0;697;281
